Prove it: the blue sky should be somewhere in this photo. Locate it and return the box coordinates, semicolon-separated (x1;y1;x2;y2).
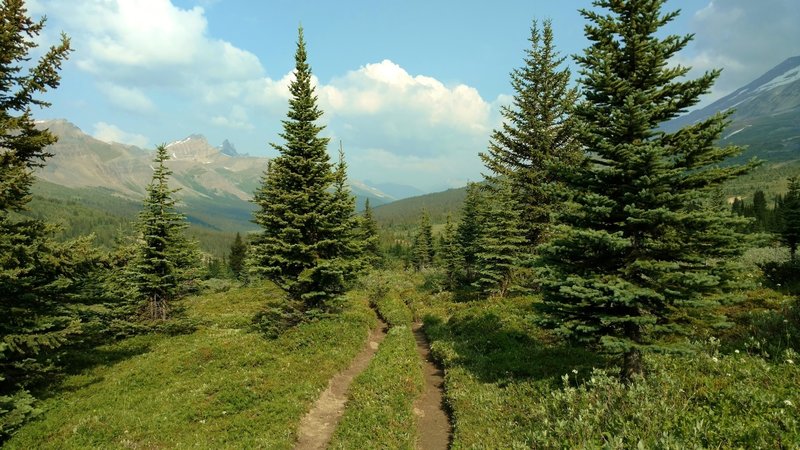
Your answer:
28;0;800;192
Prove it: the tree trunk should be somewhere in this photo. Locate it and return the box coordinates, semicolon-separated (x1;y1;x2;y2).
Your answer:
621;348;643;383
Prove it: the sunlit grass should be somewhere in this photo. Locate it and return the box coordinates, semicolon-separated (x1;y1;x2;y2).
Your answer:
7;282;375;449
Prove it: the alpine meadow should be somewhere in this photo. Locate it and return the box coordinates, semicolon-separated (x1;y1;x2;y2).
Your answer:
4;0;800;448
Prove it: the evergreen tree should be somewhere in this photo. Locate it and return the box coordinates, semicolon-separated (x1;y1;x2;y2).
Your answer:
228;232;247;279
412;210;434;270
753;190;768;231
473;182;526;298
440;214;460;290
781;177;800;262
456;183;485;283
538;0;756;380
130;145;198;320
360;198;382;268
0;1;72;438
326;144;363;283
249;28;352;308
480;19;581;249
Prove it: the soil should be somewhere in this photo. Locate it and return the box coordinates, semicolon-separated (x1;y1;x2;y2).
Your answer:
412;322;452;450
294;320;388;450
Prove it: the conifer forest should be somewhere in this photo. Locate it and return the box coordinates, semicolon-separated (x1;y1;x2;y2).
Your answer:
2;0;800;448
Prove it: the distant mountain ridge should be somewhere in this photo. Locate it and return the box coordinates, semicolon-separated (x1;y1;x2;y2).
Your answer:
665;55;800;162
33;120;395;231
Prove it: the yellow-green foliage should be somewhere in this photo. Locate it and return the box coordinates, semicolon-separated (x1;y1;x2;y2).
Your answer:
7;283;375;449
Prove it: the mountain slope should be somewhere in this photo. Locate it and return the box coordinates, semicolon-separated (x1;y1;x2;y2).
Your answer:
665;56;800;162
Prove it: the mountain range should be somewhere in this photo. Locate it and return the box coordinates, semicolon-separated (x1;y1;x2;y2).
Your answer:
33;120;396;231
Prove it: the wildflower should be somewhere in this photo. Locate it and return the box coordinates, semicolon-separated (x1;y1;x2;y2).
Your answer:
787;359;795;364
712;356;719;363
734;350;740;354
784;400;794;407
572;369;578;374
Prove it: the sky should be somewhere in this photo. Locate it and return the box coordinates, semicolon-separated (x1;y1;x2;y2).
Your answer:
27;0;800;193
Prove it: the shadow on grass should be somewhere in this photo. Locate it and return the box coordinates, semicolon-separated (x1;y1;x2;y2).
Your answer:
424;309;605;387
31;336;156;401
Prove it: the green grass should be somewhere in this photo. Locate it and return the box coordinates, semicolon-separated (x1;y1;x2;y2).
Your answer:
329;326;423;449
329;272;424;449
410;280;800;448
7;283;376;449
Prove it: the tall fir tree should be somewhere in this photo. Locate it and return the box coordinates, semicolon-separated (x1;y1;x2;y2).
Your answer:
440;214;461;290
360;198;382;268
473;182;526;298
412;210;434;270
130;145;198;320
456;183;485;284
781;177;800;262
249;28;353;308
480;19;581;249
538;0;756;380
228;232;247;279
0;0;72;438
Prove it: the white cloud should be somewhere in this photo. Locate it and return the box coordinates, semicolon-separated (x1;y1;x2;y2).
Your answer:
677;0;800;104
93;122;149;147
98;83;155;113
45;0;263;87
211;105;254;130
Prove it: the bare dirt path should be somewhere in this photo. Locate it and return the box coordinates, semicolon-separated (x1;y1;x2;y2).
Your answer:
412;322;452;450
294;319;388;450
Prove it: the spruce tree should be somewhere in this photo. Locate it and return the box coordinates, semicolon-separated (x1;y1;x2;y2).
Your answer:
249;28;351;308
473;182;526;298
228;232;247;279
753;190;768;231
480;19;581;249
781;177;800;262
0;1;72;438
538;0;756;380
326;144;362;283
360;198;382;268
440;214;460;290
456;183;485;283
130;145;198;320
412;210;434;270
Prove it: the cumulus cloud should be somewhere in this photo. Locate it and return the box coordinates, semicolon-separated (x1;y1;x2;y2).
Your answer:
93;122;149;147
98;83;155;113
676;0;800;102
45;0;263;88
211;105;255;130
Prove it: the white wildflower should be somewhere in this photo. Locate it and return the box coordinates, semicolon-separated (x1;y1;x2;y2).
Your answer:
784;400;794;407
734;350;740;354
572;369;578;374
787;359;795;364
712;356;719;363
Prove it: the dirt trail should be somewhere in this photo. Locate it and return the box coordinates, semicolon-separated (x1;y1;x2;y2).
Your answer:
412;322;452;450
294;319;388;450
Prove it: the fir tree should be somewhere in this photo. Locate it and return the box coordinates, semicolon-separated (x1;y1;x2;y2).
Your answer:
130;145;198;320
440;214;460;290
326;144;363;283
781;177;800;262
228;232;247;279
473;182;526;298
480;19;581;249
0;1;72;438
249;28;352;308
456;183;485;283
538;0;756;380
360;198;382;268
412;210;434;270
753;190;768;231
